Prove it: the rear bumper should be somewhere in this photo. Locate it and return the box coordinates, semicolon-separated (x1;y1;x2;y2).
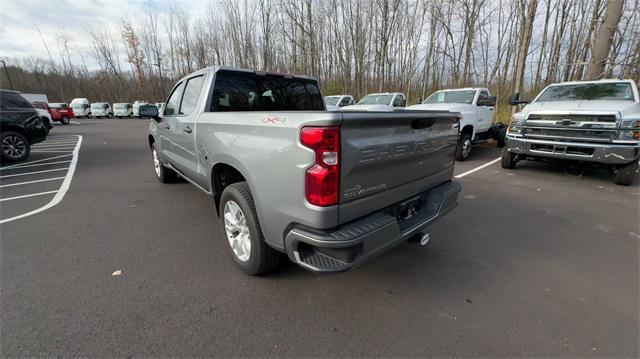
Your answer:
506;137;640;165
284;181;461;273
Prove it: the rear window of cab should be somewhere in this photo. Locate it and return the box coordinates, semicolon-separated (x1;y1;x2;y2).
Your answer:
209;70;324;112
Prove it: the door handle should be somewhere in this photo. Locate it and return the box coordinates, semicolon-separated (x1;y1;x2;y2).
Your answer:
164;124;170;130
489;108;494;111
183;126;192;133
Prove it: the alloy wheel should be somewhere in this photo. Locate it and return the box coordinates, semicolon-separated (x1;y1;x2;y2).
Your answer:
223;200;251;262
2;135;27;160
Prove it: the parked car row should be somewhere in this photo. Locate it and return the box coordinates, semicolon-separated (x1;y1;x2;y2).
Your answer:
325;78;639;186
325;89;505;161
68;98;165;119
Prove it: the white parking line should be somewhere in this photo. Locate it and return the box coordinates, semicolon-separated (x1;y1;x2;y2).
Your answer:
32;139;76;147
31;147;73;153
32;144;78;148
0;167;70;179
0;176;65;188
0;160;71;170
0;190;59;202
455;157;501;179
0;135;82;224
0;154;73;170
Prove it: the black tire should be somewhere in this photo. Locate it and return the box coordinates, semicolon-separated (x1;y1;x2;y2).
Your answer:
219;182;281;275
61;116;70;125
151;143;178;183
496;128;506;148
501;149;517;169
1;131;30;162
456;132;472;161
614;161;638;186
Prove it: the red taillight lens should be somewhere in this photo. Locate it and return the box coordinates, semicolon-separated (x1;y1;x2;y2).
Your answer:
300;126;340;206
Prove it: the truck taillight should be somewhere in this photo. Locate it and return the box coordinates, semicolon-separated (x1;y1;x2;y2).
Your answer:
300;126;340;206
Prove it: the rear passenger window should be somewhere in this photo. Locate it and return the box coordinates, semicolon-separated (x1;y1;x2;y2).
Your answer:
209;70;324;112
0;92;34;110
180;75;204;115
164;82;185;116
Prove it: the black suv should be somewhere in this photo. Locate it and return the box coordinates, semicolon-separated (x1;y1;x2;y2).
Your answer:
1;90;48;162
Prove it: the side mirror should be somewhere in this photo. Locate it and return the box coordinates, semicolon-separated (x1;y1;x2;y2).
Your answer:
139;104;160;121
508;93;529;106
477;96;497;107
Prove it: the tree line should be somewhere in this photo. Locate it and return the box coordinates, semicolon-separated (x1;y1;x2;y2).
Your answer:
1;0;638;121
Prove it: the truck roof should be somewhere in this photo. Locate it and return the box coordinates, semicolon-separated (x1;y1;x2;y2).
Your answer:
364;92;405;96
181;66;317;83
437;88;487;92
548;79;636;86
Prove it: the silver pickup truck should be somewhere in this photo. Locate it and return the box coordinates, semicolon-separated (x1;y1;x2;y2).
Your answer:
143;66;461;275
504;79;640;185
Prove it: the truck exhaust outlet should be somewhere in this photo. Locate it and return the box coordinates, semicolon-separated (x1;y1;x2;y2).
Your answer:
409;233;430;246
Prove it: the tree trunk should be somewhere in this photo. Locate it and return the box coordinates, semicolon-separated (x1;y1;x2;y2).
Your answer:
512;0;538;113
586;0;624;79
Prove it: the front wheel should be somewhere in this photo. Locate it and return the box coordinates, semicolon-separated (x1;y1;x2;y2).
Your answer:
220;182;281;275
61;116;70;125
456;133;472;161
151;143;178;183
1;131;30;162
614;161;638;186
501;149;517;169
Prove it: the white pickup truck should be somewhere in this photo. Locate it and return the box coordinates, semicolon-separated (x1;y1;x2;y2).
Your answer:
324;95;354;111
341;92;407;112
407;88;505;160
504;79;640;185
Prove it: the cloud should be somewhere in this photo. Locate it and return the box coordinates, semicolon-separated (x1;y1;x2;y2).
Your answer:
0;0;210;70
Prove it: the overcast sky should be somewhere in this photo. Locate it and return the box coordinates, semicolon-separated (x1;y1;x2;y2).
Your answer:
0;0;209;70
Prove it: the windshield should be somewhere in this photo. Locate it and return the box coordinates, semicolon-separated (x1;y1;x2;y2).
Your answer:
423;90;476;104
324;96;341;106
536;83;635;102
357;95;393;105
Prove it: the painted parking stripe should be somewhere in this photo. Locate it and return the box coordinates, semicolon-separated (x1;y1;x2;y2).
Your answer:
0;176;65;188
0;167;69;179
455;157;501;179
0;190;58;202
31;150;75;153
0;160;71;171
0;135;82;224
0;154;73;170
32;144;78;148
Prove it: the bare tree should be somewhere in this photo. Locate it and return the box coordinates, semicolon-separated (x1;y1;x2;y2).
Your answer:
587;0;624;79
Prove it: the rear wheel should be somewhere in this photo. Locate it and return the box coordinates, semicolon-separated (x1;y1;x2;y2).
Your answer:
614;161;638;186
1;131;30;162
456;133;472;161
501;149;517;169
496;128;506;148
220;182;281;275
151;143;178;183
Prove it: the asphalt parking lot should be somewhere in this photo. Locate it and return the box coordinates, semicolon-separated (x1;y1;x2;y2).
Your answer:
1;119;638;357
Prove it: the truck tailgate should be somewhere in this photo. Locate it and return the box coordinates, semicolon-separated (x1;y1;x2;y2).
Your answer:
339;111;460;223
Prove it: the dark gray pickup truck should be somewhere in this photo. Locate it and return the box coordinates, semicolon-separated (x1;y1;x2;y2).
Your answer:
144;66;461;275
